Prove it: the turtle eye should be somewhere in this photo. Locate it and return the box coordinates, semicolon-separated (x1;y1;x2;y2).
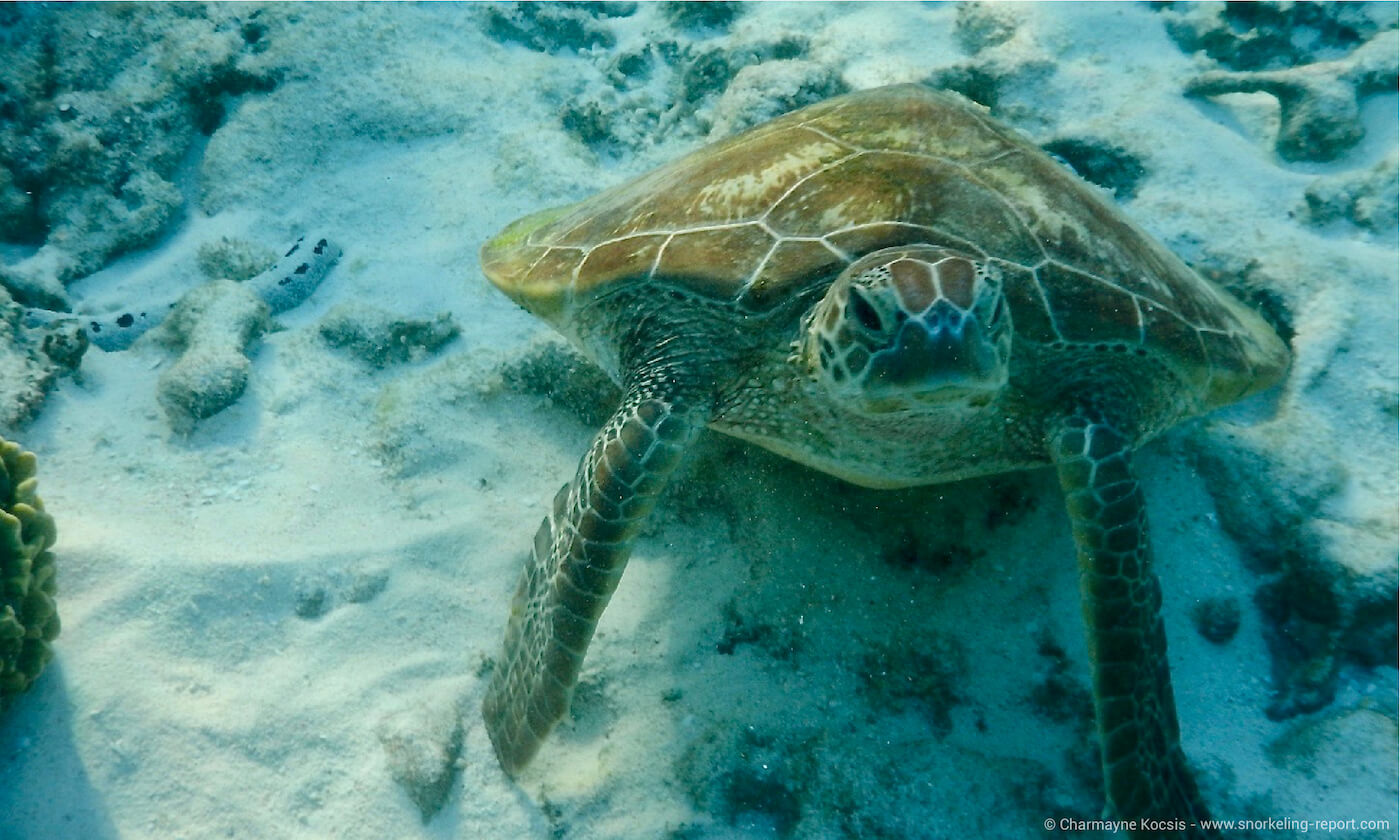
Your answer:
848;288;883;333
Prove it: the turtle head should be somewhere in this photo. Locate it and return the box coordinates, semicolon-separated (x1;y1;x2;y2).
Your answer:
802;245;1012;413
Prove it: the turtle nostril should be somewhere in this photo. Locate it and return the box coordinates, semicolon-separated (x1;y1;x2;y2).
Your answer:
925;300;968;336
848;289;883;333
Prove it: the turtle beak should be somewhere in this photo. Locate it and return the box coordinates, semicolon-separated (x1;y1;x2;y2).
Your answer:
867;301;1003;397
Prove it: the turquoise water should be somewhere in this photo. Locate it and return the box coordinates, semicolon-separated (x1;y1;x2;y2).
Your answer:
0;3;1396;838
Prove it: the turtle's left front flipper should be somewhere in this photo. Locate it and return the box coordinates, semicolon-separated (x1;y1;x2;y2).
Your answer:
1050;416;1220;839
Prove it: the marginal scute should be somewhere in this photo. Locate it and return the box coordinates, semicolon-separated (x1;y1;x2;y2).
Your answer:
1137;298;1210;386
526;248;586;289
479;202;580;290
576;234;670;293
1198;329;1268;405
510;248;586;318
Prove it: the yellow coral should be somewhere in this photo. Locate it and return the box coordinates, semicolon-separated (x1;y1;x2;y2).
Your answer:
0;438;58;710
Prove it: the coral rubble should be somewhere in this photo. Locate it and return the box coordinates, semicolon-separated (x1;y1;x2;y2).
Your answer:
318;303;460;369
1297;153;1400;232
1184;32;1399;162
151;279;270;434
1162;2;1400;162
0;4;281;306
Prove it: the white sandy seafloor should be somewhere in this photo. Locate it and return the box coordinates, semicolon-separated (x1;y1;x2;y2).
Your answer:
0;3;1397;839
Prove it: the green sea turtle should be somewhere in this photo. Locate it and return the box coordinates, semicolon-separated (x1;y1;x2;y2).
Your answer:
479;84;1288;830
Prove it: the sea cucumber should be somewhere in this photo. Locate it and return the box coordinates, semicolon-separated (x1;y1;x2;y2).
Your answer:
22;233;342;352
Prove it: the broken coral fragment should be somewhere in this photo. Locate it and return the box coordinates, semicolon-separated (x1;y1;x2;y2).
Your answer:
318;303;460;368
152;278;269;434
1297;153;1400;232
1185;32;1399;162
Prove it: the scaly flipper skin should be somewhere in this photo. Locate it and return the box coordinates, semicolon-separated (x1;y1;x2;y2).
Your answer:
482;387;704;775
1051;416;1220;839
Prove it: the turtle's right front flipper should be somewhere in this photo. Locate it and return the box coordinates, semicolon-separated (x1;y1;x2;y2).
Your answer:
482;390;704;775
